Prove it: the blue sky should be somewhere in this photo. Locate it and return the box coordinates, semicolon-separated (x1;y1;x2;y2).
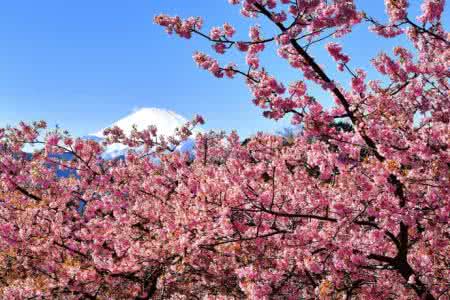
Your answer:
1;1;447;137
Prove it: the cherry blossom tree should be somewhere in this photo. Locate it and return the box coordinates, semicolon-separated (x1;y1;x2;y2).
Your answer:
1;0;449;299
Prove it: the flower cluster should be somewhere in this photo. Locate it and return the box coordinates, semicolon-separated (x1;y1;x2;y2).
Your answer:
154;14;202;39
326;42;350;71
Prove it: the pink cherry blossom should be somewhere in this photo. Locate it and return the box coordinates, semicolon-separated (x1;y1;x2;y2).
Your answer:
1;1;448;299
223;23;236;38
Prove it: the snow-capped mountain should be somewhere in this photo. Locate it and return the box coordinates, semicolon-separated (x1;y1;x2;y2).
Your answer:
85;107;202;159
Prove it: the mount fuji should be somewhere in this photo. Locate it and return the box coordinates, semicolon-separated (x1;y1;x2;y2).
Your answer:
84;107;202;159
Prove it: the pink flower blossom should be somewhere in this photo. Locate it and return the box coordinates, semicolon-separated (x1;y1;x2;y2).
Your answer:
223;23;236;38
326;42;350;70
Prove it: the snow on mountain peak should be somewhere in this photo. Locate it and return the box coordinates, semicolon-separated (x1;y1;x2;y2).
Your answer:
92;107;199;138
87;107;202;159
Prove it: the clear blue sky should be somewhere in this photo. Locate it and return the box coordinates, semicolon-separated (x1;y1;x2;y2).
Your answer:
1;1;447;137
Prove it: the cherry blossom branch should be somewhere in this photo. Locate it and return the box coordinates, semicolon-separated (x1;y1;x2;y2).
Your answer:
191;29;276;46
253;3;384;161
404;17;449;45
